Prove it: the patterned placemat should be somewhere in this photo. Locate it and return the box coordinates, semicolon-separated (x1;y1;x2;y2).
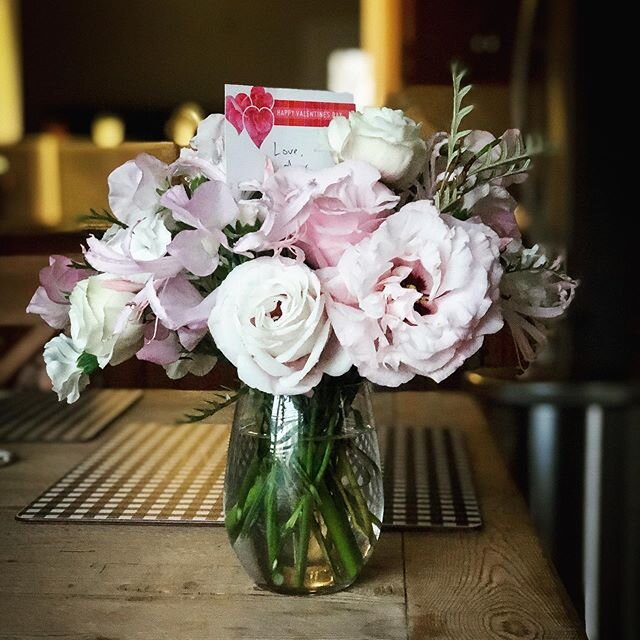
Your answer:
17;421;481;529
0;390;142;443
379;425;481;529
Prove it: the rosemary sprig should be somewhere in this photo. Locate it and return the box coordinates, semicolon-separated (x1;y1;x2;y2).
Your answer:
436;61;473;210
435;62;540;215
78;208;127;229
179;386;248;423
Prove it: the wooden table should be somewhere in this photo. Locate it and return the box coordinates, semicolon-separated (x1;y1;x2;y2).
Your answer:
0;390;586;639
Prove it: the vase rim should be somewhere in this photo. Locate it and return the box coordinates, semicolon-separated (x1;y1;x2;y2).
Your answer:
245;380;370;399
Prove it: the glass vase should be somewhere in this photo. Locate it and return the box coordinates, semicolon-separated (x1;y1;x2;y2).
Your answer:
224;380;384;595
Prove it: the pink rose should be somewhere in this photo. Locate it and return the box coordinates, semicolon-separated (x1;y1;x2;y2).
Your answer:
320;200;504;386
235;160;398;267
27;255;91;329
296;161;399;267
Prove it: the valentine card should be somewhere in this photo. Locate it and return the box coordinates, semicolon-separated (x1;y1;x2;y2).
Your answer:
224;85;355;188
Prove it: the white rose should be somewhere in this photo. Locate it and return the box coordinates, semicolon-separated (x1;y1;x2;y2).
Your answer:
43;335;90;403
69;274;144;368
327;107;427;187
208;256;350;395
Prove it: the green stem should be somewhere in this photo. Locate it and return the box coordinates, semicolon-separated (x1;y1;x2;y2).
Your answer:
265;465;280;584
295;401;318;587
310;515;337;577
317;480;362;580
338;447;375;544
226;458;262;543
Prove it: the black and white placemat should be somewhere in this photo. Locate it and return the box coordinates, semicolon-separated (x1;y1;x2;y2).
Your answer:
379;425;481;529
17;421;481;529
0;390;142;443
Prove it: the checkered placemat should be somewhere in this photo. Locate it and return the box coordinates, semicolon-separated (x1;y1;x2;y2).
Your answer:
0;390;142;443
379;425;481;529
17;422;481;529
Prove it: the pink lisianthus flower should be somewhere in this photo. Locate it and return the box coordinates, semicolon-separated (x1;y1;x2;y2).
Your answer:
27;255;92;329
320;200;504;386
161;180;238;277
235;160;398;267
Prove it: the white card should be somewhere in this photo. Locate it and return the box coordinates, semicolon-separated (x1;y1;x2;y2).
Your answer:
224;84;355;188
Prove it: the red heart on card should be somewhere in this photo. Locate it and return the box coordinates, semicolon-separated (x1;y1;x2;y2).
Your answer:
243;105;274;148
225;96;244;134
235;92;252;111
250;86;274;109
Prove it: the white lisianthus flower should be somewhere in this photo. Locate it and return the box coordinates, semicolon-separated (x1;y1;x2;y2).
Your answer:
69;274;144;368
327;107;427;187
208;256;350;395
43;335;91;403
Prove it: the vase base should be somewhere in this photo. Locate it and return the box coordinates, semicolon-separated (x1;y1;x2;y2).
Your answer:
254;579;356;596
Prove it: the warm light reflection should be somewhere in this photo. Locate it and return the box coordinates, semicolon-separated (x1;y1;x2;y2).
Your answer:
360;0;402;105
91;114;125;148
166;102;204;147
0;0;23;144
515;204;531;232
33;134;62;227
327;48;375;108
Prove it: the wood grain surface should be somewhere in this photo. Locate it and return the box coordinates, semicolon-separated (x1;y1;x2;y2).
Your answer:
0;390;586;639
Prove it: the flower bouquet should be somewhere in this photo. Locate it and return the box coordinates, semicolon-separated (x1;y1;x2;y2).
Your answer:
28;66;576;594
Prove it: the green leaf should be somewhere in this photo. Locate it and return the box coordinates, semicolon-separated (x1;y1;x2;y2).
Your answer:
76;352;99;375
185;175;209;197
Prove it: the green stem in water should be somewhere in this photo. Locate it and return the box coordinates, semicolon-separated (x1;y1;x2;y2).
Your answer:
338;447;375;544
264;465;282;585
226;458;262;544
317;480;362;581
294;401;318;587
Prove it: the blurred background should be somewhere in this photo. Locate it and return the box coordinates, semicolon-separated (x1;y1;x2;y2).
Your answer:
0;1;635;639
